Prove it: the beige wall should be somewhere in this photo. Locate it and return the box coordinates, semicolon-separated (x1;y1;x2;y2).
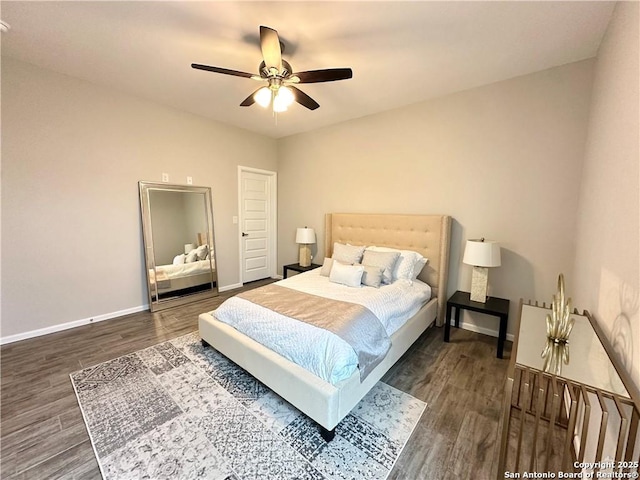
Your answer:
278;60;595;338
3;17;635;377
1;58;277;340
573;2;639;392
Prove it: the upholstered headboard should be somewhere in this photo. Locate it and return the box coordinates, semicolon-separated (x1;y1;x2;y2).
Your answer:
324;213;452;326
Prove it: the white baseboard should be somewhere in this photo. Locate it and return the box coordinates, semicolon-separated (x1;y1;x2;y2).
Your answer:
0;304;150;345
219;283;243;293
1;282;254;345
455;320;515;342
220;277;281;292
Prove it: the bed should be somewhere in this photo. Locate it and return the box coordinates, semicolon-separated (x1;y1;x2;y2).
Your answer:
149;258;216;300
149;243;216;300
198;213;451;439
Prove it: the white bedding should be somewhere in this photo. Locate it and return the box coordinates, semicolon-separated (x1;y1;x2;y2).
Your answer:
212;269;431;385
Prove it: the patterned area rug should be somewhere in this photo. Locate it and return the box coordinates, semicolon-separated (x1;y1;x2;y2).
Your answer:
70;332;426;479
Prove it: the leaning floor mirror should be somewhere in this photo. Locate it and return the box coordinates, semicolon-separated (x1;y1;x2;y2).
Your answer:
139;181;218;312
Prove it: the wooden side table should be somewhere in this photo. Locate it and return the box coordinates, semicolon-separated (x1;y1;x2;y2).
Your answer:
444;290;510;358
282;263;321;279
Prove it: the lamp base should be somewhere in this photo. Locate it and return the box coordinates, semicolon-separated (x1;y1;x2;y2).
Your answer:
470;266;489;303
299;244;311;267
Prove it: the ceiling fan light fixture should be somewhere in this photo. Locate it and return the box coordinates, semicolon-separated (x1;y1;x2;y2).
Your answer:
272;100;288;113
254;84;294;112
254;87;272;108
192;26;352;114
273;87;293;112
276;86;294;108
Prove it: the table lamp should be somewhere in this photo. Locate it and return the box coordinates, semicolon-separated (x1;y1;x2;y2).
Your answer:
463;238;501;303
295;227;316;267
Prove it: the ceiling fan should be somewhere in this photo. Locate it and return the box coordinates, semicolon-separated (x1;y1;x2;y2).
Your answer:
192;26;353;112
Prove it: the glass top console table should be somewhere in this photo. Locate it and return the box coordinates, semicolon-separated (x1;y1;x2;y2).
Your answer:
496;300;639;479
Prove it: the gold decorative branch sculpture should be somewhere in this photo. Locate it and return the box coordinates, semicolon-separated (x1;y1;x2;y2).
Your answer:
541;274;575;375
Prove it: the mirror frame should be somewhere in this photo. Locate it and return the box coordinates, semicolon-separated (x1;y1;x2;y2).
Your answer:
139;181;218;312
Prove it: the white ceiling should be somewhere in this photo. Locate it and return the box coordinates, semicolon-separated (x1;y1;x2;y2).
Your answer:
1;1;615;139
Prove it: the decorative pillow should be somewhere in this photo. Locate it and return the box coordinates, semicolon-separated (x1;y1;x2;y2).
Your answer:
172;254;186;265
366;246;424;282
195;244;209;261
185;250;198;263
320;257;334;277
358;264;384;288
361;250;400;284
329;261;364;288
332;242;365;265
411;257;429;280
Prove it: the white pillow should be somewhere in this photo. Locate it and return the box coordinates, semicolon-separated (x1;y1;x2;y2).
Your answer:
185;250;198;263
329;261;364;288
320;257;334;277
412;257;429;280
366;246;424;282
361;250;400;285
172;254;186;265
332;242;365;265
195;244;209;261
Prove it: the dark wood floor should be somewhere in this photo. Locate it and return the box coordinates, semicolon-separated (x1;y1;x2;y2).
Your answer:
1;281;511;479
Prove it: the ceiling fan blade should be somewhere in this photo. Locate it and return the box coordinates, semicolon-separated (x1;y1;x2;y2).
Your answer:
239;88;263;107
290;86;319;110
191;64;254;79
260;26;282;73
292;68;353;84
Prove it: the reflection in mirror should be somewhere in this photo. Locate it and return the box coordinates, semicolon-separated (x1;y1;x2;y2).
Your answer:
139;182;218;311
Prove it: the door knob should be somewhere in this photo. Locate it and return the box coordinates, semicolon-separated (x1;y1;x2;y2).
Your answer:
242;232;249;237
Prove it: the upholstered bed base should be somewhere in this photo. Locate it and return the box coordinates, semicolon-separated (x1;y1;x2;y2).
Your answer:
198;297;436;431
199;213;451;438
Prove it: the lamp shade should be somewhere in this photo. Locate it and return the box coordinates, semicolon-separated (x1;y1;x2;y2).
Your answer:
463;239;501;267
295;227;316;244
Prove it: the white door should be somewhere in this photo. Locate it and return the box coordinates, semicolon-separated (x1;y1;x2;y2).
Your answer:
239;168;276;283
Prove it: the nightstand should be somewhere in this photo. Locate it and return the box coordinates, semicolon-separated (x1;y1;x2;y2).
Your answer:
444;290;510;358
282;263;321;279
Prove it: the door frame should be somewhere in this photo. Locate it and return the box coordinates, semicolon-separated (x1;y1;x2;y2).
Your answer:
237;166;278;283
